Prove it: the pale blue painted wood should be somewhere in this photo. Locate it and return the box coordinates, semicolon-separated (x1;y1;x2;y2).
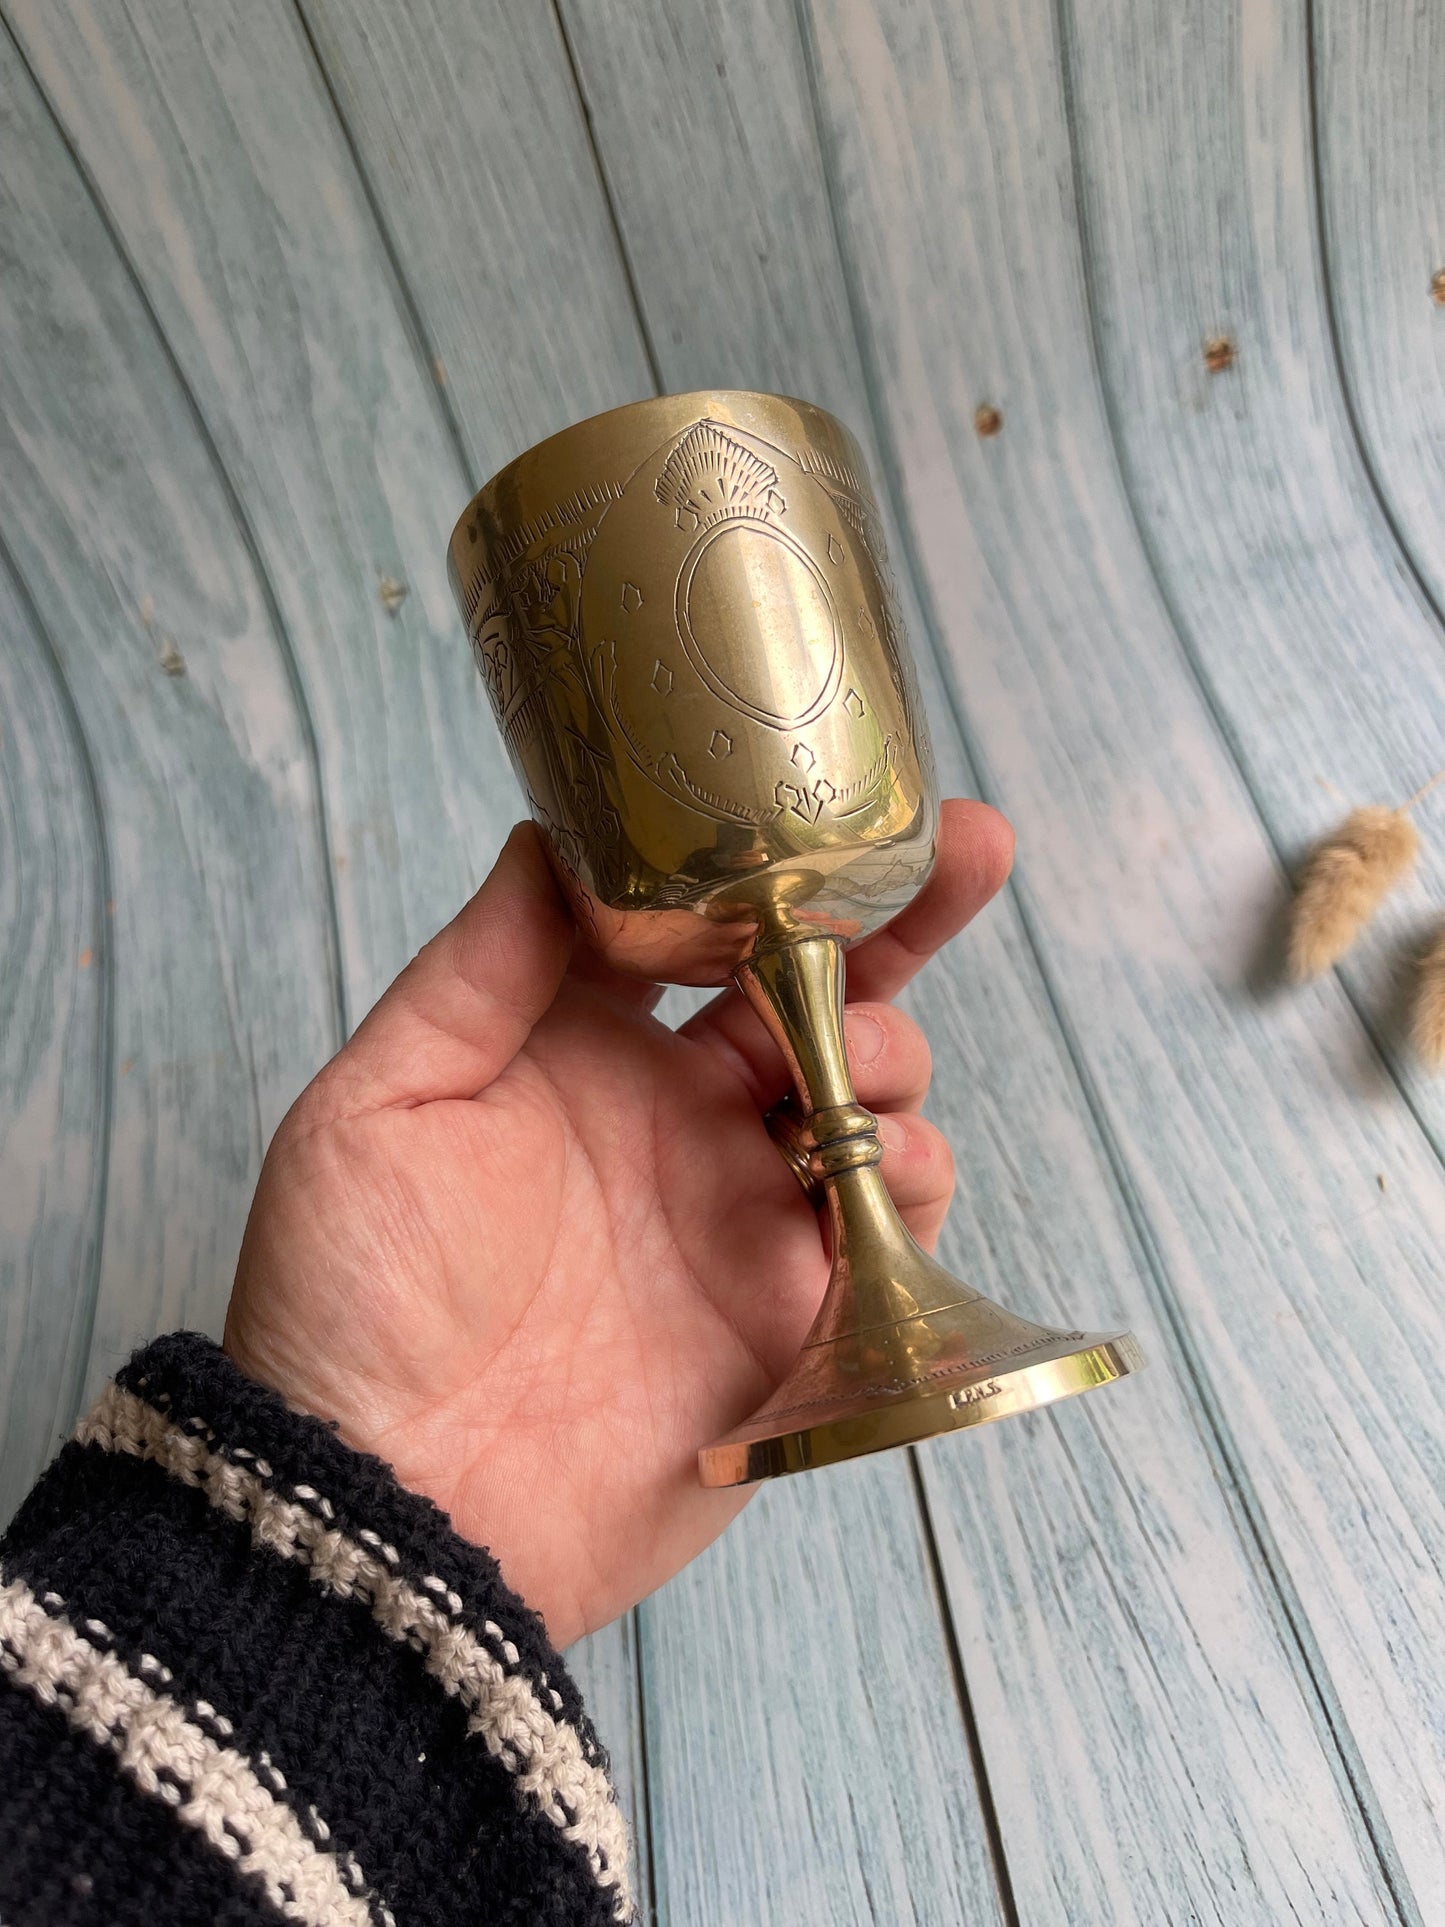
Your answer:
7;0;513;1022
298;0;656;481
641;1471;1011;1927
1312;0;1445;712
0;38;338;1446
1057;0;1445;1134
548;8;1416;1920
802;0;1445;1909
0;557;106;1521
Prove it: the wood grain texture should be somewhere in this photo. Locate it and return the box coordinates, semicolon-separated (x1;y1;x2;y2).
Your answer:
0;37;338;1450
298;0;655;480
641;1471;1007;1927
1312;0;1445;698
554;4;1409;1919
1057;0;1445;1134
801;0;1445;1909
7;0;514;1022
0;557;107;1522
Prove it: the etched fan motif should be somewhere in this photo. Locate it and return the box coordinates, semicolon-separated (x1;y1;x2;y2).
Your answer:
654;422;786;531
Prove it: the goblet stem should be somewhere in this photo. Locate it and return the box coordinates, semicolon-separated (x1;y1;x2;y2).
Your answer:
735;938;975;1349
736;936;859;1126
701;934;1143;1484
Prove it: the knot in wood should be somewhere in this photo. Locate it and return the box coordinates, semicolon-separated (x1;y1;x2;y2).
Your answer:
1203;335;1235;374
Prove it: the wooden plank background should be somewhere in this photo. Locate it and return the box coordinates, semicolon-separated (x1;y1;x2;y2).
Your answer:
2;3;1442;1921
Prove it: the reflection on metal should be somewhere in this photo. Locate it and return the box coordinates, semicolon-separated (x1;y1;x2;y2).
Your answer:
449;390;1141;1487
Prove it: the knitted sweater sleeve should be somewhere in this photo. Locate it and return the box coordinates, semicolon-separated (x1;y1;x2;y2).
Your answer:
0;1333;634;1927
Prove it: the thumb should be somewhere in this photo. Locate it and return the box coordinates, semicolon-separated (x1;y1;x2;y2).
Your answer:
312;822;575;1114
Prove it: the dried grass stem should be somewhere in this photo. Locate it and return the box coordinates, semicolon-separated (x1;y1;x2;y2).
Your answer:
1413;927;1445;1069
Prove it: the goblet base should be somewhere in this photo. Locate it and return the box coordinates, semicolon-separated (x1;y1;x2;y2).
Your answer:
697;1314;1144;1488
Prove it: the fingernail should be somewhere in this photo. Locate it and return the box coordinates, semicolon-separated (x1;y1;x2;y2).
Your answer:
846;1011;886;1065
877;1115;906;1153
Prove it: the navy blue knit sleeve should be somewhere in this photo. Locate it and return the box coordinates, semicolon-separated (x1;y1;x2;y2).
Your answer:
0;1333;634;1926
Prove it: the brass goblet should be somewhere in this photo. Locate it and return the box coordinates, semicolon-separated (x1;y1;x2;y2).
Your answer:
448;390;1142;1487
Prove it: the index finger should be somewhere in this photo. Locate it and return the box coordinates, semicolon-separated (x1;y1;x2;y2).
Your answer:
842;798;1014;1002
680;798;1014;1091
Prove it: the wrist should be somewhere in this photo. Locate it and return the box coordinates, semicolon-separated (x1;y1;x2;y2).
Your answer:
2;1332;634;1924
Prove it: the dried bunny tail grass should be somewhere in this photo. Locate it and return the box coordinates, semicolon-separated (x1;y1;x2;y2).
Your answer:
1413;925;1445;1070
1287;805;1420;981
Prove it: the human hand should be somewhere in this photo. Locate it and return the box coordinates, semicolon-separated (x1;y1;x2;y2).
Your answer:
224;800;1014;1647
